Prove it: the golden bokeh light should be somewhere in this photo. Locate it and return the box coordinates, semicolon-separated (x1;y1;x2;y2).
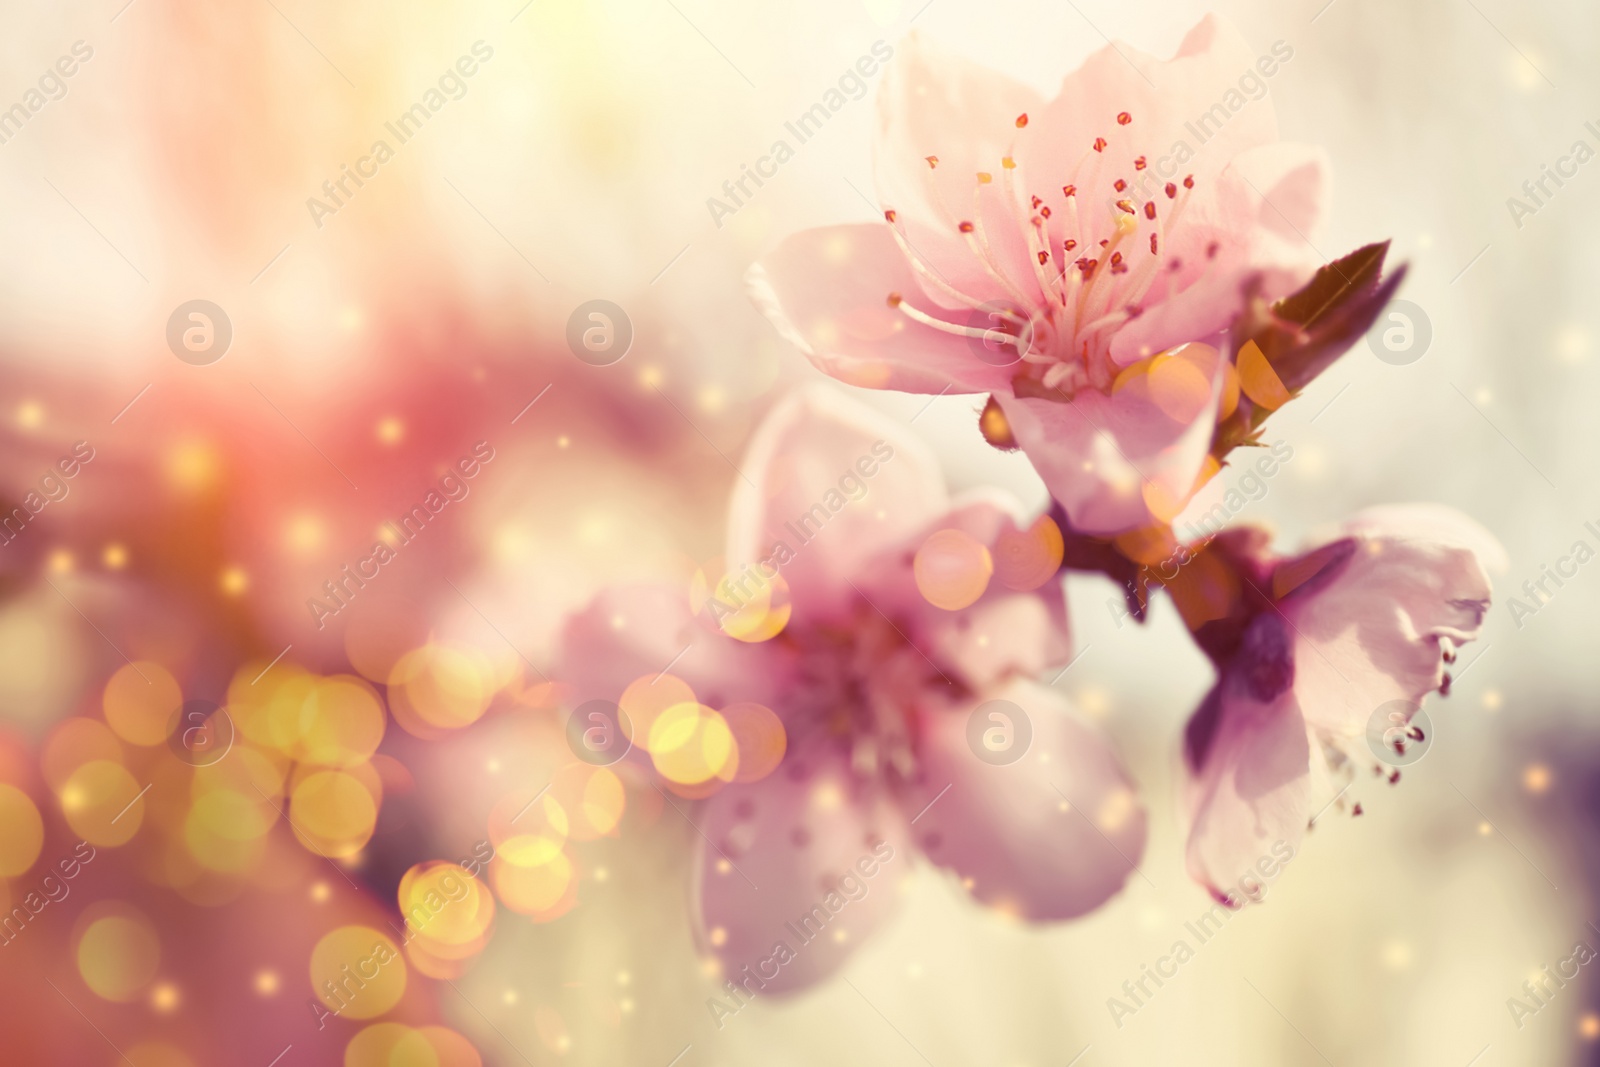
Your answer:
376;416;405;444
289;771;378;858
619;673;698;753
220;567;249;596
547;763;627;840
492;848;575;917
388;643;497;734
914;528;994;610
76;909;160;1002
184;788;273;872
345;1023;439;1067
102;661;183;746
417;1026;483;1067
398;861;495;956
309;926;406;1019
300;676;387;767
650;703;735;786
165;441;219;492
706;569;792;643
60;760;145;846
149;980;181;1012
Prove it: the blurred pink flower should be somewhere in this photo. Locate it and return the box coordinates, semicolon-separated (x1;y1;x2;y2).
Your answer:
561;386;1145;994
1181;505;1503;902
749;16;1328;533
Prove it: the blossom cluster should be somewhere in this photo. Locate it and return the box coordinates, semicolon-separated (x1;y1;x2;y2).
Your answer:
560;15;1500;994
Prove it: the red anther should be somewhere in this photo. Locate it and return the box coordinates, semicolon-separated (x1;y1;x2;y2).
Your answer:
959;221;975;233
1116;111;1132;125
1093;137;1107;152
1037;251;1050;265
1165;182;1177;198
1114;178;1127;192
1183;174;1195;188
887;292;903;307
926;156;939;168
1134;156;1147;170
1149;234;1159;254
1143;202;1156;220
1062;184;1077;197
884;209;897;223
1016;113;1029;128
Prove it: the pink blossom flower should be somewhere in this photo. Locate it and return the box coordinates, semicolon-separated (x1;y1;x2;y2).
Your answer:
748;16;1328;533
1180;505;1503;901
561;386;1146;994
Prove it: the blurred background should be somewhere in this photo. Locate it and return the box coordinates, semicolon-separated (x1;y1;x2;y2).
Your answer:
0;0;1595;1063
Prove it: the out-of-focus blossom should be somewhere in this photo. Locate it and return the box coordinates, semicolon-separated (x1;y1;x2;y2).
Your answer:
561;385;1145;994
749;17;1329;533
1180;505;1503;901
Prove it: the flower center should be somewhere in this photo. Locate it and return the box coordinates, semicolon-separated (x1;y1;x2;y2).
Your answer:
777;604;947;784
884;110;1218;396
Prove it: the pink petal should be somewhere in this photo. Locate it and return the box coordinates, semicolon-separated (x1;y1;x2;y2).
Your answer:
748;223;1016;394
1341;502;1509;574
1282;505;1498;736
1181;682;1310;903
1017;16;1278;265
724;385;948;626
996;361;1223;535
905;679;1147;920
1107;143;1330;366
860;490;1072;689
873;30;1043;281
694;754;909;997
